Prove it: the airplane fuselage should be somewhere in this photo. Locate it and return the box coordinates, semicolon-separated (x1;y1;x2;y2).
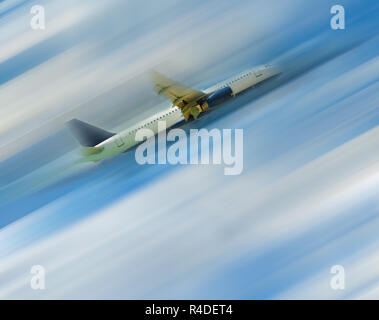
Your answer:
85;64;280;162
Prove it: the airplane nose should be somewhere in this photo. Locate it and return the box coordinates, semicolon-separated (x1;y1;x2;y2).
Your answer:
264;63;282;75
269;64;282;76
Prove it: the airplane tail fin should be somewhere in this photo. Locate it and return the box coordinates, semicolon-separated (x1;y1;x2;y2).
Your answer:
66;119;115;147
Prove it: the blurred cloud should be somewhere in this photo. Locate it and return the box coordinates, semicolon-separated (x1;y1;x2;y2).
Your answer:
0;0;378;299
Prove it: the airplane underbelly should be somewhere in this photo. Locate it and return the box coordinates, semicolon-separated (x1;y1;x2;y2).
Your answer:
231;78;257;95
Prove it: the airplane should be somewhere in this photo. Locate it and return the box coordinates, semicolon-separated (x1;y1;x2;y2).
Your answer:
67;64;281;162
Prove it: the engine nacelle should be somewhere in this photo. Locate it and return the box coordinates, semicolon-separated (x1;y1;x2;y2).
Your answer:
183;86;232;121
205;86;233;108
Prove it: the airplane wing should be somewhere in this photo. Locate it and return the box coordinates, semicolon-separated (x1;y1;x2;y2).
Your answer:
150;71;208;120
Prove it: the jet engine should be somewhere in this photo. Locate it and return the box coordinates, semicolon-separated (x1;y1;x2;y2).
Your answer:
181;86;233;121
200;86;233;111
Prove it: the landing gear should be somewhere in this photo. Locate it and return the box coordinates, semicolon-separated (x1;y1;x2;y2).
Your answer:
183;105;200;121
183;103;210;121
177;98;210;121
201;102;209;111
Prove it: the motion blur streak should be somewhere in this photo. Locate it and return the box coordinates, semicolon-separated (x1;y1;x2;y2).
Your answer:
0;0;378;299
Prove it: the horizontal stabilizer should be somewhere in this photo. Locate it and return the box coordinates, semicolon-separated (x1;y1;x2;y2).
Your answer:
66;119;115;147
